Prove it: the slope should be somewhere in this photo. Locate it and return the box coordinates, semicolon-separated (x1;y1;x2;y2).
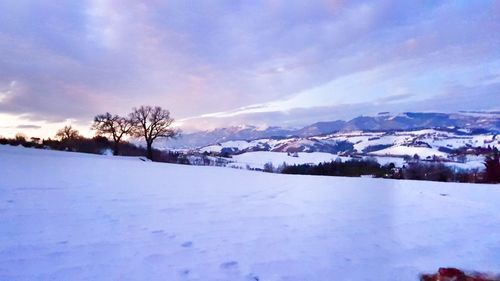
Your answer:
1;145;499;280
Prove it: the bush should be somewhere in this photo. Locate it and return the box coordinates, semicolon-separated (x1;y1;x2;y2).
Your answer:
263;162;275;173
402;163;454;182
484;151;500;183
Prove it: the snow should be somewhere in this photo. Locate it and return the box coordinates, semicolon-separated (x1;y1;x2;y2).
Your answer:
370;156;406;167
200;139;282;153
228;152;409;170
352;135;409;152
1;145;500;280
370;146;448;158
199;129;499;161
445;160;485;171
226;151;483;171
229;151;343;169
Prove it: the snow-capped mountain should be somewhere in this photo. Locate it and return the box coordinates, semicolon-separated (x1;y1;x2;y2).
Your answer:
295;111;500;136
160;125;294;149
199;129;499;157
160;111;499;149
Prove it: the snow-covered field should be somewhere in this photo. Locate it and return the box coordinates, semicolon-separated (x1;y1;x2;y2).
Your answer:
1;145;500;280
228;151;347;169
369;146;448;158
225;151;482;171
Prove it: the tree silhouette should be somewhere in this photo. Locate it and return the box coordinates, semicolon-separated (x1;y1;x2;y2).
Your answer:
55;125;80;142
129;106;179;160
15;133;27;142
484;148;500;183
92;112;134;155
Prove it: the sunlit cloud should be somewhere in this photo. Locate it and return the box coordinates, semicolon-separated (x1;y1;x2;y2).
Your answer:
0;0;499;137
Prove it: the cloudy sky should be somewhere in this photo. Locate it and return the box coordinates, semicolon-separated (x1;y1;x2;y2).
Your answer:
0;0;499;137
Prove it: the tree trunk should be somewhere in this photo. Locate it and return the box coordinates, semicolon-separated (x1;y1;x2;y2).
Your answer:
147;142;153;160
113;142;119;156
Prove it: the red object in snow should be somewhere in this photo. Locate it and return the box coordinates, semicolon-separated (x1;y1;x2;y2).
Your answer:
420;268;500;281
438;268;467;281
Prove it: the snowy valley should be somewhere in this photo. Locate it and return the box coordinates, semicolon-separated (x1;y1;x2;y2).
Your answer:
151;112;500;175
189;129;498;172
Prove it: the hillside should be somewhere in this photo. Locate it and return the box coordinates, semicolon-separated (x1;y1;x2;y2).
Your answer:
1;145;499;280
163;112;500;149
197;129;497;170
200;128;499;154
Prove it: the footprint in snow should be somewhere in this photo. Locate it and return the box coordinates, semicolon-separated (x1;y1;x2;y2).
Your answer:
179;268;201;280
245;274;260;281
220;261;238;269
143;254;167;263
181;241;193;248
47;251;66;258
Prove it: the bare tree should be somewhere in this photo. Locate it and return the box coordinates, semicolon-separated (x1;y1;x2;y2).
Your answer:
92;112;134;155
129;106;179;160
15;133;27;142
55;125;80;141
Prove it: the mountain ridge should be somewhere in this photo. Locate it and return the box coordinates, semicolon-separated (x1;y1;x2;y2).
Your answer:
161;111;500;149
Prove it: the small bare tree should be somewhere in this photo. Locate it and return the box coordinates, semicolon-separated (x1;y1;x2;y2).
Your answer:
15;133;27;142
129;106;179;160
92;112;134;155
55;125;80;141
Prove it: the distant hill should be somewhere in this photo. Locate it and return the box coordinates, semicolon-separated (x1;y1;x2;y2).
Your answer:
161;125;294;149
197;128;499;157
159;111;500;149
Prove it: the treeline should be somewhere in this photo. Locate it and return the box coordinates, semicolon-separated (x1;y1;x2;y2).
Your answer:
281;153;500;184
0;133;188;164
1;105;186;164
92;105;179;160
281;159;390;178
